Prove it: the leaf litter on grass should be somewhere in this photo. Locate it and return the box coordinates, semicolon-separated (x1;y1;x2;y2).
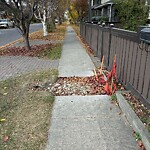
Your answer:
0;23;66;58
0;69;58;150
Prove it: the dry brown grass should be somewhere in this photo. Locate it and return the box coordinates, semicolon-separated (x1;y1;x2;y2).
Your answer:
71;24;80;36
29;24;67;41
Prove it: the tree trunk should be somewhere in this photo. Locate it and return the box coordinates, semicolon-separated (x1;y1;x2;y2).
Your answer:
42;21;48;36
52;17;56;29
22;23;31;50
23;34;31;50
42;9;48;36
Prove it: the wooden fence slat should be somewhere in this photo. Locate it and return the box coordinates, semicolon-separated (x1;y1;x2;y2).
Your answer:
123;40;131;85
103;31;109;67
142;53;150;99
116;36;121;78
126;41;133;83
97;29;102;59
129;42;138;85
91;27;98;53
120;39;127;84
118;38;124;81
133;45;142;89
109;35;114;69
138;50;147;94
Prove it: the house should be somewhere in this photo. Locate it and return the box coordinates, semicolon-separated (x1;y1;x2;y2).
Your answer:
90;0;117;24
90;0;150;26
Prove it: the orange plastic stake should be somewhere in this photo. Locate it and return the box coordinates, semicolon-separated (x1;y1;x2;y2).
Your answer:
93;69;98;81
104;82;111;95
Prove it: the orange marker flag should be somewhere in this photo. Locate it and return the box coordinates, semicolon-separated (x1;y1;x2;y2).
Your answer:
104;82;111;95
112;54;117;79
107;54;117;81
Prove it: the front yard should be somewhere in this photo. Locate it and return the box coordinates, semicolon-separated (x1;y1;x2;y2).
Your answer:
0;69;58;149
0;23;66;150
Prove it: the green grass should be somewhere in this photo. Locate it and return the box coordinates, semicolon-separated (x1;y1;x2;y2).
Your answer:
0;69;58;150
134;132;142;141
48;44;62;60
38;44;62;60
111;94;117;102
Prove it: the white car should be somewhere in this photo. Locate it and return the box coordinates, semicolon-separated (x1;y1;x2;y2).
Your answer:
0;19;14;28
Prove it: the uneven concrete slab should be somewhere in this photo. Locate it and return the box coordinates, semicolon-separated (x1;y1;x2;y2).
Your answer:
45;96;137;150
58;27;95;77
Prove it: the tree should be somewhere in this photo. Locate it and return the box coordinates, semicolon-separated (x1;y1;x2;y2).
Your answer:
73;0;88;22
113;0;148;31
68;0;88;24
0;0;37;50
56;0;69;25
34;0;59;36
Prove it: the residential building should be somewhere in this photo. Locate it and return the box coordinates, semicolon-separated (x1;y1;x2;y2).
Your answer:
90;0;117;24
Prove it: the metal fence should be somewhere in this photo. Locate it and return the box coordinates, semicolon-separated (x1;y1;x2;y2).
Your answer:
80;23;150;108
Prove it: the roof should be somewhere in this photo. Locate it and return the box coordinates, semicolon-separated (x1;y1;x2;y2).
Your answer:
92;2;114;10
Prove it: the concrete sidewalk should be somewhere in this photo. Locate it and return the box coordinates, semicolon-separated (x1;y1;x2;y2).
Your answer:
45;26;137;150
58;26;95;77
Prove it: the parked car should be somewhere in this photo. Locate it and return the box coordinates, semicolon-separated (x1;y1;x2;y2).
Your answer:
0;19;14;28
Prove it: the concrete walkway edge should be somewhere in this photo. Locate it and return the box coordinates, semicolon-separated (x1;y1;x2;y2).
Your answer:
116;92;150;150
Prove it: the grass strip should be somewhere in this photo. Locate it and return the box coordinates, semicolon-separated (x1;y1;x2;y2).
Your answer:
0;69;58;150
38;43;62;60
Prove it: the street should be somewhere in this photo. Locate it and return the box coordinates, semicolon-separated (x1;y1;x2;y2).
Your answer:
0;23;42;46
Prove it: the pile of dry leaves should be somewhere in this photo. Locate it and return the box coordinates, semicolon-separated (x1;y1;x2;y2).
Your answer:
30;55;118;96
0;44;54;57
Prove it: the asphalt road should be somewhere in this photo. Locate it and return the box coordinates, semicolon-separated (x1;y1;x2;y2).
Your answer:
0;23;42;46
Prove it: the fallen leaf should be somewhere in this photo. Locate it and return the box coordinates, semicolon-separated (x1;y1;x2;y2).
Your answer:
118;112;121;115
0;119;6;122
3;93;8;96
3;136;9;142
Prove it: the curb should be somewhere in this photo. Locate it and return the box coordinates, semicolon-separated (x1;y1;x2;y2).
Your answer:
0;38;23;49
0;30;41;49
116;92;150;150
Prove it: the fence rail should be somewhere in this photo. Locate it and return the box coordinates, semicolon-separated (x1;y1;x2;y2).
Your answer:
80;23;150;108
